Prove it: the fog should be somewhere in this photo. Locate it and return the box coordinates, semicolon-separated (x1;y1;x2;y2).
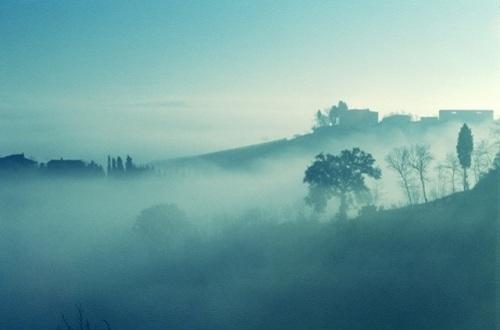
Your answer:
0;99;313;162
0;173;304;329
2;0;498;327
0;120;497;329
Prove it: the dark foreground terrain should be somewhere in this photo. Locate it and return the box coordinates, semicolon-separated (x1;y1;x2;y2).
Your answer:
0;169;498;329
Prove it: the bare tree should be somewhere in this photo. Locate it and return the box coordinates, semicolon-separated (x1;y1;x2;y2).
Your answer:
58;306;110;330
385;147;415;205
491;121;500;151
472;139;493;184
444;152;460;193
409;144;433;203
433;164;447;199
494;151;500;170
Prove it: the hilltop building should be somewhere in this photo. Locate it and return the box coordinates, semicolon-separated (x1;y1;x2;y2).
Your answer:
439;110;494;123
319;101;378;129
47;159;86;171
46;158;104;176
420;116;439;124
339;109;379;128
0;153;37;172
380;114;412;126
315;102;496;133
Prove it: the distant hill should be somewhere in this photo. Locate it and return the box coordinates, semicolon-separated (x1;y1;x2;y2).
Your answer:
153;121;495;171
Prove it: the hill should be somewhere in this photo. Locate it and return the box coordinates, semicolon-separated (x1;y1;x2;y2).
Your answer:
153;121;495;172
115;168;499;329
197;168;499;329
2;162;497;329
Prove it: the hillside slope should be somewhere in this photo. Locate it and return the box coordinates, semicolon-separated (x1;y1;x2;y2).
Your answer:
153;121;494;171
112;169;499;329
205;168;499;329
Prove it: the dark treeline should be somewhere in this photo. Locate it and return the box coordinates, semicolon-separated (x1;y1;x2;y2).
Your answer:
106;155;153;178
0;153;154;179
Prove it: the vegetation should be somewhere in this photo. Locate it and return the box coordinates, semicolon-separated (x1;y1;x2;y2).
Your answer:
1;119;497;329
134;203;196;252
57;306;111;330
303;148;381;216
124;167;498;329
314;101;349;128
385;147;415;205
408;144;433;202
457;124;473;190
443;152;460;193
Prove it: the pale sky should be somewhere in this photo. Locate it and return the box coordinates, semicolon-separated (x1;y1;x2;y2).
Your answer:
1;0;498;160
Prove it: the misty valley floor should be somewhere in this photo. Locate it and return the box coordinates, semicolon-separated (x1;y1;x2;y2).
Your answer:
0;171;498;330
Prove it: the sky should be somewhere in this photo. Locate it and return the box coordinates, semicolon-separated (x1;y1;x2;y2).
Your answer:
0;0;499;161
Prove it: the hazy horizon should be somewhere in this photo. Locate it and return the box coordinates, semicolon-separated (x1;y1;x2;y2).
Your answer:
1;0;499;160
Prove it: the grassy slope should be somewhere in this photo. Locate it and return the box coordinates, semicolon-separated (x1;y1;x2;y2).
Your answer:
153;126;382;170
152;122;485;171
131;169;498;329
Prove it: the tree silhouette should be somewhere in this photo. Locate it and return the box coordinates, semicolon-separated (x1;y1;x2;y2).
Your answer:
434;164;447;199
409;144;433;203
494;152;500;170
314;110;330;128
303;148;381;217
134;203;194;252
444;152;460;193
385;147;414;205
125;155;134;173
328;100;348;125
116;156;124;173
312;101;351;128
457;124;473;190
472;140;493;184
107;155;112;176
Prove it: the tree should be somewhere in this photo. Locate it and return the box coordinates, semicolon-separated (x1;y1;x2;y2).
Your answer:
409;144;433;203
303;148;381;218
472;140;493;184
125;155;135;173
328;100;348;126
443;153;460;193
107;156;112;176
134;203;187;239
457;124;473;190
86;161;105;176
116;156;125;173
111;157;117;173
314;110;330;128
433;164;447;199
491;121;500;151
385;147;414;205
494;152;500;170
134;203;194;251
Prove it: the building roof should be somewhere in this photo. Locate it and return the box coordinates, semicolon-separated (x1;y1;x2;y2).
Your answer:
47;159;86;168
0;153;37;171
0;153;37;164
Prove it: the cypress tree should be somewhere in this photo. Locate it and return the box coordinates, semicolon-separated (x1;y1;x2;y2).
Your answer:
456;124;473;190
116;156;125;173
125;155;134;173
107;156;112;176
